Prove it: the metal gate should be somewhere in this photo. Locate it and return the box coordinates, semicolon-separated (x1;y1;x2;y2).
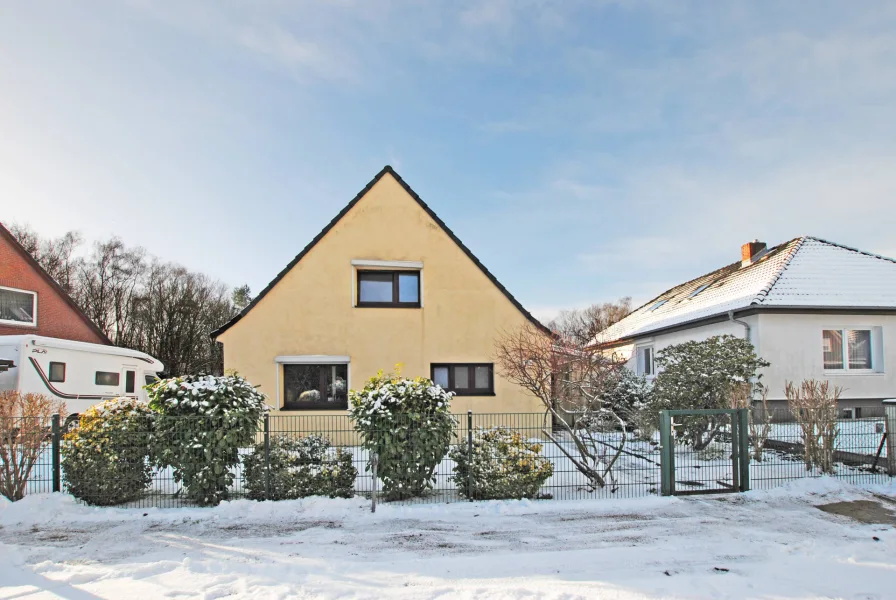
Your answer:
659;408;750;496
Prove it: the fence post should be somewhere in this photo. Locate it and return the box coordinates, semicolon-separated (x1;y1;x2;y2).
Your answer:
51;413;61;493
370;453;378;513
263;413;271;501
659;410;673;496
467;410;474;501
884;399;896;477
737;408;751;492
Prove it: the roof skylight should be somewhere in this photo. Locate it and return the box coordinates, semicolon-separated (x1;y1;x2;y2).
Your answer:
649;299;668;311
688;284;710;298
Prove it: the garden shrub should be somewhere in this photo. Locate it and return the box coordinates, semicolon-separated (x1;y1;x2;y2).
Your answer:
349;369;455;500
148;374;267;506
653;335;769;450
62;397;153;506
242;434;357;501
450;427;553;500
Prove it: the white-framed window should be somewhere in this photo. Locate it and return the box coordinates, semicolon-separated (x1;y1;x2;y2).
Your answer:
636;346;655;377
822;328;883;372
0;285;37;327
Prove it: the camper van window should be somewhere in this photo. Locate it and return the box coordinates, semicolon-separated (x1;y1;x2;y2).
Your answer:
48;362;66;383
125;371;136;394
95;371;120;386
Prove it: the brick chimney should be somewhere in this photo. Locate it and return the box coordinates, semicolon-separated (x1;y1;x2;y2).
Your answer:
741;240;767;267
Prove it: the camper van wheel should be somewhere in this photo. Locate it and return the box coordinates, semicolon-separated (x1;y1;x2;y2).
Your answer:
63;414;80;433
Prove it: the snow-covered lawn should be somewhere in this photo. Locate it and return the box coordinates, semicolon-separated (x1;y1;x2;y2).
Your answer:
2;478;895;599
769;419;888;456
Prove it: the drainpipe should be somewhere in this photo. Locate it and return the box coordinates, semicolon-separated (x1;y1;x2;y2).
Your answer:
728;311;751;343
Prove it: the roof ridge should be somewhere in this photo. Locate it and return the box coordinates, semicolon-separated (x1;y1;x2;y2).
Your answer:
751;236;806;305
805;235;896;265
211;166;552;337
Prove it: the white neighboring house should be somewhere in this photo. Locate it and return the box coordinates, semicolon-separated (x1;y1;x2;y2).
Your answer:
0;335;164;415
595;237;896;415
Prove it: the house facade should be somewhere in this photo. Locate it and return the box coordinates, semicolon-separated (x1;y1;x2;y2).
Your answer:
597;237;896;414
212;166;549;415
0;223;110;344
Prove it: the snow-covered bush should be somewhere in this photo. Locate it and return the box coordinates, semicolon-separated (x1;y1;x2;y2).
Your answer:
600;369;656;439
62;398;153;506
653;335;769;450
450;427;553;500
349;370;455;500
147;374;268;506
242;434;356;501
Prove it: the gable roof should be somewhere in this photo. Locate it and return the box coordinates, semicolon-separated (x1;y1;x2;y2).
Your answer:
212;166;552;338
0;223;113;345
597;236;896;344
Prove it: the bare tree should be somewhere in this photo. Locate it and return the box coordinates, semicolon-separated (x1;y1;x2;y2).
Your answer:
0;391;66;501
8;223;83;295
549;297;632;346
729;383;772;462
9;224;240;377
494;323;629;491
786;380;841;474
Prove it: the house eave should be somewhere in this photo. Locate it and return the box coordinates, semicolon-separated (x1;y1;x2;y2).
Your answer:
597;305;896;348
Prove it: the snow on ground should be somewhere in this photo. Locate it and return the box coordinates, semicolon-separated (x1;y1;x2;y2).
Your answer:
2;478;895;599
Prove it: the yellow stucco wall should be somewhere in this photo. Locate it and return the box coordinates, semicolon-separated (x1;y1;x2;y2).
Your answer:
217;172;545;417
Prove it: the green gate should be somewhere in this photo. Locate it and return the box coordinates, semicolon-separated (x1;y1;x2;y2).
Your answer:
659;408;750;496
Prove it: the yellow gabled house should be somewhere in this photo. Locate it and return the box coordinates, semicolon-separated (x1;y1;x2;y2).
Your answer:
212;166;550;416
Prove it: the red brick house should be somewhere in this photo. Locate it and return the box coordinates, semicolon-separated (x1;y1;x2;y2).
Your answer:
0;223;110;344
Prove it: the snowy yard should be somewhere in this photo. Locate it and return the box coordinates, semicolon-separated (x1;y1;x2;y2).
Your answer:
2;478;895;599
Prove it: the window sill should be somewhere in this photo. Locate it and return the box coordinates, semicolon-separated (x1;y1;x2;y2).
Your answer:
449;392;497;397
0;320;37;328
823;370;885;377
355;303;421;309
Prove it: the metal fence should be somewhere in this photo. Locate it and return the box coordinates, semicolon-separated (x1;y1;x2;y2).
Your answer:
1;406;892;508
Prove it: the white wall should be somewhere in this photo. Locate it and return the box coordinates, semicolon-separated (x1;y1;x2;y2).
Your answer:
618;315;758;380
620;312;895;403
756;313;895;401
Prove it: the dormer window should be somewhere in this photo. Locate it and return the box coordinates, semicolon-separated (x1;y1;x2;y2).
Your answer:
357;270;420;307
0;285;37;327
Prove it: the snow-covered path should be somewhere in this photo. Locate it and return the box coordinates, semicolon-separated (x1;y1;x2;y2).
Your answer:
1;479;895;599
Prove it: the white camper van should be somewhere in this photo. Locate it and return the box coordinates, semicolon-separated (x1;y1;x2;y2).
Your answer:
0;335;164;414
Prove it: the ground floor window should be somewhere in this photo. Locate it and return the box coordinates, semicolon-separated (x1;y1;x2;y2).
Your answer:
283;364;348;410
823;328;878;371
636;346;654;377
430;363;494;396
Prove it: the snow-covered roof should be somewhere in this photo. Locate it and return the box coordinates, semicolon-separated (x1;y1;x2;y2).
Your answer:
596;236;896;344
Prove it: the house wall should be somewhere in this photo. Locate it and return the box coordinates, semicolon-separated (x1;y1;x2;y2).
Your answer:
0;234;106;343
756;312;896;403
618;316;759;377
621;312;895;409
217;173;545;416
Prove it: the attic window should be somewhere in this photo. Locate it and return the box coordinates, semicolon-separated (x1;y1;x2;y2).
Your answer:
649;300;668;311
357;270;420;308
0;285;37;327
688;284;710;298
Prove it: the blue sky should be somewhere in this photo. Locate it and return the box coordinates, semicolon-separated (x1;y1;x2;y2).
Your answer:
2;1;895;321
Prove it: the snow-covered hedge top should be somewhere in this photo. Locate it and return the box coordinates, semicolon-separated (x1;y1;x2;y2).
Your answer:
146;374;268;418
84;396;152;419
348;371;453;428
